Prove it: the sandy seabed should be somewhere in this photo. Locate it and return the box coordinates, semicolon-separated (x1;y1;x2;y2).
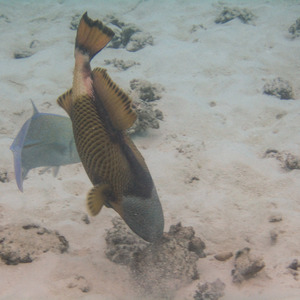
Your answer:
0;0;300;299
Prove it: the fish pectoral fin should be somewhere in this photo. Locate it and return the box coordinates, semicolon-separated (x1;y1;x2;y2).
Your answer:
57;89;73;116
92;68;137;130
86;183;111;216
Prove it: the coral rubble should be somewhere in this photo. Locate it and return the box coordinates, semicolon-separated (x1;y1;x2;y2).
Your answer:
0;224;68;265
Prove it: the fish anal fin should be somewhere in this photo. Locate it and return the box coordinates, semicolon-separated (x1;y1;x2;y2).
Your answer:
76;12;114;60
57;89;73;116
86;183;111;216
92;68;137;130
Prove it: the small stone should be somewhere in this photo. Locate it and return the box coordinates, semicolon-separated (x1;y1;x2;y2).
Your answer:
268;214;282;223
22;224;39;230
214;251;233;261
70;14;81;30
82;214;90;224
285;154;300;170
189;237;206;258
193;279;226;300
289;18;300;38
154;109;163;120
29;40;40;49
276;112;286;119
232;247;265;283
14;50;33;59
264;149;279;156
0;168;9;183
187;176;200;184
57;234;69;253
288;259;299;271
80;286;90;293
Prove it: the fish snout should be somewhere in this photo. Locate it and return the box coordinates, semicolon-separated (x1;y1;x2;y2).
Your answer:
121;187;164;243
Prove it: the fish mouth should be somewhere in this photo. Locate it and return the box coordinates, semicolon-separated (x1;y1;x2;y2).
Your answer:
121;187;164;243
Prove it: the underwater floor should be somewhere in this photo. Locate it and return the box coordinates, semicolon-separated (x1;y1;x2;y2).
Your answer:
0;0;300;299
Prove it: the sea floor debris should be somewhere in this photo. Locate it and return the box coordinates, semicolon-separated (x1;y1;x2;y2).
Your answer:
105;217;148;266
231;247;265;283
215;6;255;24
263;77;294;100
0;224;68;265
128;79;164;135
129;79;164;102
67;274;90;293
0;168;9;183
264;149;300;170
104;58;140;71
289;17;300;38
193;279;226;300
105;217;206;298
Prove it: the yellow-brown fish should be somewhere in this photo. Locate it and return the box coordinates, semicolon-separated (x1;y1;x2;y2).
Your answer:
57;12;164;242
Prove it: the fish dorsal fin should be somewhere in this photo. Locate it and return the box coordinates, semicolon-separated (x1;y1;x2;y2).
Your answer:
92;68;137;130
57;89;73;116
86;183;111;216
30;100;39;115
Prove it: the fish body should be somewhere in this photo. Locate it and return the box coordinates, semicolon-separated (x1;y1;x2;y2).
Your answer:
57;13;164;242
10;101;80;192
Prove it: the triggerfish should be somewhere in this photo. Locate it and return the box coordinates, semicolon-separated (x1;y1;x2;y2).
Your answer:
57;12;164;242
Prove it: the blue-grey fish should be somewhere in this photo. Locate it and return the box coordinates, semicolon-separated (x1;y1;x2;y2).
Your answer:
57;12;164;242
10;101;80;192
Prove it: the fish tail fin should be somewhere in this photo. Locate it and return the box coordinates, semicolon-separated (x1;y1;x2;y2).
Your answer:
75;12;114;61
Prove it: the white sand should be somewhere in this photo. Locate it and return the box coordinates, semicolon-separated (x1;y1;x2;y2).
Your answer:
1;0;300;299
